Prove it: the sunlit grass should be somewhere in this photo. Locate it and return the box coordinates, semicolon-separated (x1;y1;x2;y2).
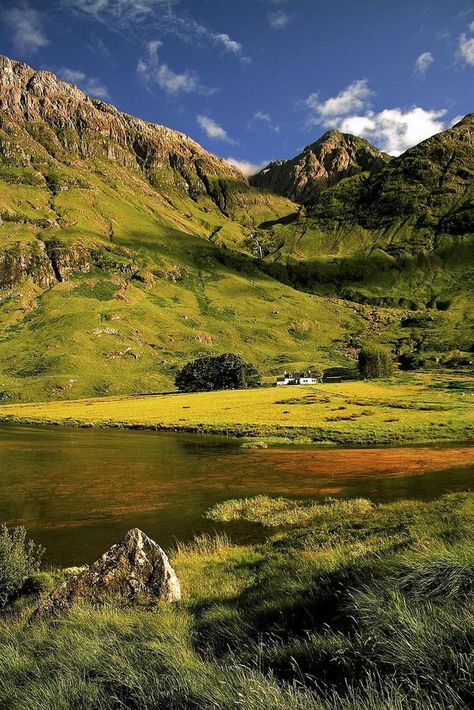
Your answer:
1;373;472;445
1;492;473;708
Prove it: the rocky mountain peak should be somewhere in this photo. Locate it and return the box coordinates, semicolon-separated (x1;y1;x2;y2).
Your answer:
0;54;242;190
250;129;390;203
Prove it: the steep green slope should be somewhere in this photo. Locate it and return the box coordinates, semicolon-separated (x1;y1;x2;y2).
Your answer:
249;118;474;368
0;55;374;402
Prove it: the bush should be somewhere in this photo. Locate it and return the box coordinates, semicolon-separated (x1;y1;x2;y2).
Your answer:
0;526;44;608
358;346;394;379
175;353;261;392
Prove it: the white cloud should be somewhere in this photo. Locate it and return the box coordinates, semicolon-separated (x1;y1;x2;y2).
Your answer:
459;24;474;65
197;115;236;144
305;79;373;124
214;33;242;53
449;114;465;127
268;10;289;29
337;108;447;156
57;67;110;99
137;41;214;96
169;19;250;62
414;51;434;75
225;157;267;177
249;111;280;132
3;5;49;55
304;79;447;155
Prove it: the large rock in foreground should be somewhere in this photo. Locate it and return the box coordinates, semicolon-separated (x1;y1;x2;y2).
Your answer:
35;529;181;617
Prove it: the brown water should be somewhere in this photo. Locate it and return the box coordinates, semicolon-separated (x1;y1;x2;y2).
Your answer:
1;424;473;566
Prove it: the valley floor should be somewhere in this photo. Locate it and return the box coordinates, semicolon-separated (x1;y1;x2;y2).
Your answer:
0;373;472;446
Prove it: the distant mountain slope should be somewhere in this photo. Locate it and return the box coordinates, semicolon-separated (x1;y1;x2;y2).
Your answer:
309;114;474;235
250;130;390;203
248;117;474;368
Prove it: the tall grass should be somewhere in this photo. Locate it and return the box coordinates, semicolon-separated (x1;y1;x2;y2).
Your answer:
0;492;472;708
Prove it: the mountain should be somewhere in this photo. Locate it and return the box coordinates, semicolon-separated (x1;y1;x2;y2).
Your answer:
308;114;474;234
0;54;472;403
0;55;366;402
250;130;390;203
251;117;474;369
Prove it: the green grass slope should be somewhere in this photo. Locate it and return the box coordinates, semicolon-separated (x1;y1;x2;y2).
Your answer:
0;56;472;401
249;117;474;369
0;136;366;402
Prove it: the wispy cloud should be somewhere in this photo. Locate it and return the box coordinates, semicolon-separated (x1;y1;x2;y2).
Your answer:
3;4;49;55
197;115;236;144
57;66;110;99
137;41;215;96
225;157;267;177
305;79;373;124
162;15;251;62
65;0;250;62
414;51;434;75
304;80;447;155
214;33;242;53
458;23;474;65
249;111;280;133
268;10;289;29
64;0;172;22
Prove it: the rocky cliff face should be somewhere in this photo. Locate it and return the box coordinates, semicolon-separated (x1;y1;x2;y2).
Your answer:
250;130;390;204
0;54;242;197
0;54;295;291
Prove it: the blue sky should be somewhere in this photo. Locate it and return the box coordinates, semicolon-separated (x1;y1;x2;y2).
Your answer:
0;0;473;174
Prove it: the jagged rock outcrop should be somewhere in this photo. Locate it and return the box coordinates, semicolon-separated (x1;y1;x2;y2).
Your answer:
0;241;56;289
0;54;242;198
35;529;181;617
250;130;390;203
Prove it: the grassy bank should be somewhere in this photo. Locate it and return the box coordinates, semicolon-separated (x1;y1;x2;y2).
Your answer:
1;491;473;708
0;373;473;445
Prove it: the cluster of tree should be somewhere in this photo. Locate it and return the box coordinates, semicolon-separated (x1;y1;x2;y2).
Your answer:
175;353;261;392
358;346;394;379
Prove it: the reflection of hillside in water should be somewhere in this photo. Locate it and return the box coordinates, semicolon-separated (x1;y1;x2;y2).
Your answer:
0;424;472;566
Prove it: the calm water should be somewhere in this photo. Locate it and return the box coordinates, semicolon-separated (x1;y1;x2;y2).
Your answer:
0;424;473;566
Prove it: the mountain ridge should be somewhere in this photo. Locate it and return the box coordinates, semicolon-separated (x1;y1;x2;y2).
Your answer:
250;129;390;203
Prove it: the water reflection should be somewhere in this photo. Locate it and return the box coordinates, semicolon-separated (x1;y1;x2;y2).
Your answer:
0;425;472;566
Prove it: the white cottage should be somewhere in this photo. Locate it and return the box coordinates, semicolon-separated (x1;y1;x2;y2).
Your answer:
276;371;319;386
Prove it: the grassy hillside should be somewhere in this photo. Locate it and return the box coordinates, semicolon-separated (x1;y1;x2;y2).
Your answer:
1;373;472;445
0;113;367;402
1;491;473;708
248;118;474;369
0;57;472;402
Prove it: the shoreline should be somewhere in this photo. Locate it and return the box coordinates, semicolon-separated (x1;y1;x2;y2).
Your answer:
1;413;473;448
1;375;472;448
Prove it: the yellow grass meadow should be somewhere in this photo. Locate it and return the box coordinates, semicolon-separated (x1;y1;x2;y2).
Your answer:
1;373;472;446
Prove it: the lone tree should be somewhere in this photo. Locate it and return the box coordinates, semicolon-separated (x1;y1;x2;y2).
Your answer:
175;353;261;392
358;346;394;379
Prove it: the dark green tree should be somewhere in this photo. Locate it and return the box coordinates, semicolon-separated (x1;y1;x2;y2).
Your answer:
175;353;261;392
358;346;394;379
